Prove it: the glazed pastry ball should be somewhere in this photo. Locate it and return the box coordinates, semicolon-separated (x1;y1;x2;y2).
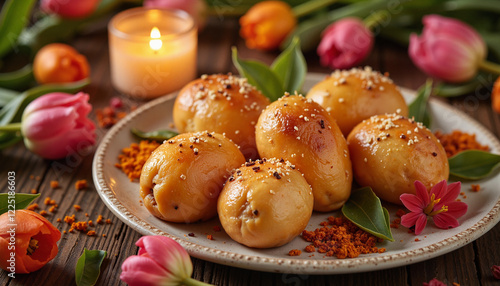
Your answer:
255;94;352;212
139;131;245;223
173;73;270;159
347;113;449;205
217;158;314;248
306;67;409;137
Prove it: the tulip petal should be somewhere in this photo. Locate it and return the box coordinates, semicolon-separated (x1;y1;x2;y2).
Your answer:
23;92;89;117
21;106;78;140
120;256;177;286
433;213;459;229
137;236;193;280
400;194;425;212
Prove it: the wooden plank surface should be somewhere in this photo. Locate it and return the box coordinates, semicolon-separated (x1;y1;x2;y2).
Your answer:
1;12;500;286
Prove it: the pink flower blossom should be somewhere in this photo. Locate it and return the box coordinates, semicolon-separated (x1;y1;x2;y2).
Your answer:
400;180;468;235
21;92;96;160
317;17;373;69
144;0;208;30
423;278;447;286
120;236;212;286
409;15;487;83
41;0;101;19
492;265;500;280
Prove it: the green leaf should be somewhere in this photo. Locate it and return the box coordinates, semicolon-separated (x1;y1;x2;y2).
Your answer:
0;87;20;107
0;0;37;58
408;79;432;127
131;128;178;141
231;47;284;102
0;78;90;125
271;37;307;94
342;187;394;241
0;131;22;149
0;64;34;90
449;150;500;180
0;193;40;215
75;249;107;286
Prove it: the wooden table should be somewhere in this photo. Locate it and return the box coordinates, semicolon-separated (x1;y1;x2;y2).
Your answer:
1;13;500;286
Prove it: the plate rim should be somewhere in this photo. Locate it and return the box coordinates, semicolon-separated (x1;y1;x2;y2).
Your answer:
92;72;500;274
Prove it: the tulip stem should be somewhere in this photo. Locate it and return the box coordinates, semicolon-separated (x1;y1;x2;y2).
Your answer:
292;0;338;18
181;277;214;286
478;60;500;76
0;122;21;133
363;10;387;31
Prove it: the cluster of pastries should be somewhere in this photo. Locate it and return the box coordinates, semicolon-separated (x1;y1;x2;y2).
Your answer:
139;68;449;249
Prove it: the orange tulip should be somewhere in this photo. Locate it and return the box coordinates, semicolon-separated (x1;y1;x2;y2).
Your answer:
33;43;90;84
492;76;500;114
0;210;61;274
239;1;297;51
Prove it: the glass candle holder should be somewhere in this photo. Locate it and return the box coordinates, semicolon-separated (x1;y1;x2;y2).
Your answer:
108;8;197;99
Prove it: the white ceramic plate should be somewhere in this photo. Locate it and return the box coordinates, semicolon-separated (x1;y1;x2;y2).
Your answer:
92;73;500;274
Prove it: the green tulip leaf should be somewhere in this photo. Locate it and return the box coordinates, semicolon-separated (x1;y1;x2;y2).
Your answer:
75;249;107;286
0;78;90;125
342;187;394;242
231;47;284;102
408;79;432;128
0;87;20;107
271;37;307;94
449;150;500;180
0;0;37;58
131;128;178;141
0;193;40;215
0;64;34;90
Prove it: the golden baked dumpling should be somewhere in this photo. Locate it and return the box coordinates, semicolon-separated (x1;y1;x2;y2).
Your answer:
173;73;270;159
306;67;408;137
140;131;245;223
347;113;449;205
217;158;314;248
255;94;352;212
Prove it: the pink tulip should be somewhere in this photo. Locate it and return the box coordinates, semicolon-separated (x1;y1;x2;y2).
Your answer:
317;17;374;69
144;0;208;30
21;92;96;160
409;15;487;83
120;236;212;286
41;0;101;19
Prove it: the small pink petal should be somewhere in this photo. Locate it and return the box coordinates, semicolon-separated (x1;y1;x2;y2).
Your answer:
492;265;500;279
414;180;430;206
433;212;459;229
414;213;428;235
401;212;425;228
430;180;448;200
423;278;447;286
444;201;468;219
438;182;461;203
400;193;425;212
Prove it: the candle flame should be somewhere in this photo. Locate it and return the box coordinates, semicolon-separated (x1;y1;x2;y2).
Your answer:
149;27;162;51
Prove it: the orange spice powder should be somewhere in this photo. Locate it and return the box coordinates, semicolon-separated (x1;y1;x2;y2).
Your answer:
301;216;385;259
434;130;489;157
75;180;88;190
115;140;160;181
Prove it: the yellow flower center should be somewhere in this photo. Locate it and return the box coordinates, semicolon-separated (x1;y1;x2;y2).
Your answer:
423;194;448;216
27;238;39;255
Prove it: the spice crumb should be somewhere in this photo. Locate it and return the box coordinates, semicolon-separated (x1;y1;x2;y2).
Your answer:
105;219;112;224
56;218;62;223
87;230;96;236
213;226;221;232
75;180;88;190
471;184;481;192
30;189;37;194
50;180;59;189
96;215;104;224
73;205;82;211
207;235;214;240
26;203;39;211
39;210;48;216
288;249;301;256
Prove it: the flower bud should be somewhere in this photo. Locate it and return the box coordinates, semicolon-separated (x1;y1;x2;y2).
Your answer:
239;1;297;51
21;92;96;160
317;17;373;69
409;15;487;83
41;0;101;19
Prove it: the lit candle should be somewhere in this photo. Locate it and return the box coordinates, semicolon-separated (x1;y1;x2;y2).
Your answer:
108;8;197;99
